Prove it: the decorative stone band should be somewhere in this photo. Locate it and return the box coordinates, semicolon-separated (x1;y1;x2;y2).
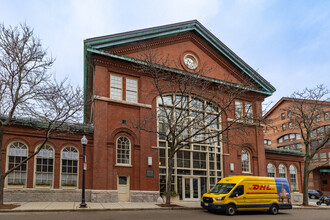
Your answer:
94;95;152;109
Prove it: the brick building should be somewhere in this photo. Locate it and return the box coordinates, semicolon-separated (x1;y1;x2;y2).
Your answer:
264;97;330;195
1;20;306;202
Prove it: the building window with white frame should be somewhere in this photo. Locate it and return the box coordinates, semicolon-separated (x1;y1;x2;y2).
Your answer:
235;101;243;119
289;165;298;191
279;164;287;178
267;163;276;177
116;136;131;165
241;150;250;173
110;74;123;100
126;78;138;102
61;146;78;187
35;144;54;187
7;142;28;186
325;112;329;120
157;94;222;198
245;102;253;122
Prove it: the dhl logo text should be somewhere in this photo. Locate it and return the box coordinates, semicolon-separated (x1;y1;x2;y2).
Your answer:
252;185;272;190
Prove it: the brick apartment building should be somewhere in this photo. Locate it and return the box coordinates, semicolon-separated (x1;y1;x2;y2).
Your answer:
1;20;305;202
264;97;330;195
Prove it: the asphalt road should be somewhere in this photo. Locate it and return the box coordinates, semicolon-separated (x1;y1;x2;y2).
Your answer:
1;209;330;220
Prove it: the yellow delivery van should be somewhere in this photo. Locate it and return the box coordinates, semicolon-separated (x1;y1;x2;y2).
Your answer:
201;176;292;215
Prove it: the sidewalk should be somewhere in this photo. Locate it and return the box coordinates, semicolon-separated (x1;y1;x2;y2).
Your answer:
1;201;329;212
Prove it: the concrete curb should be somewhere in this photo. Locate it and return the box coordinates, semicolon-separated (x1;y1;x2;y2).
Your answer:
1;205;329;213
0;206;202;213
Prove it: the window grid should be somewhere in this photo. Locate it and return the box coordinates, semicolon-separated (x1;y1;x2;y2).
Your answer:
241;150;250;173
289;165;298;191
235;101;243;119
61;147;78;187
157;94;223;197
7;142;28;185
126;78;137;102
267;163;276;177
117;137;130;165
36;145;54;186
279;164;286;178
110;75;122;100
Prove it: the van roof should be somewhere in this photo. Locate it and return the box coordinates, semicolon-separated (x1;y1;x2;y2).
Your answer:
220;176;283;184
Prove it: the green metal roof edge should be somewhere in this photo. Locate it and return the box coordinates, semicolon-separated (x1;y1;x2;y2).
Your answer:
84;20;275;95
265;147;305;157
1;116;94;134
87;47;273;96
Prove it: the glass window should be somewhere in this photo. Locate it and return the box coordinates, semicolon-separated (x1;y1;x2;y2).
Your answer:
241;150;250;173
209;183;236;194
289;122;293;129
279;164;286;178
282;124;287;131
126;78;138;102
193;152;206;169
325;112;330;120
61;146;78;187
230;185;244;197
7;142;28;186
289;165;298;191
278;137;283;144
267;163;275;177
281;113;285;119
110;74;122;100
159;149;166;167
116;137;130;165
289;134;295;140
235;101;243;119
35;144;54;186
320;153;327;161
245;102;253;122
288;111;292;118
316;114;321;122
177;151;190;168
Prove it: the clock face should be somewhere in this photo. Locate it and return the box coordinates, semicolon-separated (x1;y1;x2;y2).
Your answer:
184;54;198;70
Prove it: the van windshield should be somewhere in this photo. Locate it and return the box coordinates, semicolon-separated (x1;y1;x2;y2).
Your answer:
209;183;236;194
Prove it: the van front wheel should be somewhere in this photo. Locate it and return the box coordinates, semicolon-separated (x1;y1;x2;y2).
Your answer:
226;205;236;216
269;205;279;215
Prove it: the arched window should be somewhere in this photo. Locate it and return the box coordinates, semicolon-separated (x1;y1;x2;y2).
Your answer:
61;146;78;187
35;144;54;187
289;165;298;191
117;137;131;165
241;150;250;173
267;163;276;177
7;142;28;186
279;164;287;178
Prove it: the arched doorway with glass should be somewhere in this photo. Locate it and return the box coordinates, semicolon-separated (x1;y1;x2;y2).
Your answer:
157;94;223;201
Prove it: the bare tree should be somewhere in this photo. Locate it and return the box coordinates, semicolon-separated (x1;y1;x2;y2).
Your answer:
133;49;261;205
0;23;84;205
282;85;330;206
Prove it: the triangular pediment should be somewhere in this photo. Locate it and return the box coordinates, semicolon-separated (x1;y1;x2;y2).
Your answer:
84;20;275;96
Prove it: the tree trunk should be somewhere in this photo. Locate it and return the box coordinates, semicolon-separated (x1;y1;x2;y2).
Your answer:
302;158;310;206
165;156;174;205
0;175;4;205
0;125;5;205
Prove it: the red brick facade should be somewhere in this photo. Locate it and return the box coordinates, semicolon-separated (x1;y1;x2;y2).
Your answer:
1;21;307;202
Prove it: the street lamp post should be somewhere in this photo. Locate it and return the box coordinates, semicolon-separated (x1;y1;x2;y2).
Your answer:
80;135;88;208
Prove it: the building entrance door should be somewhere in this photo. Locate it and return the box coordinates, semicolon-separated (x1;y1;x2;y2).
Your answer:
118;175;130;202
182;177;200;201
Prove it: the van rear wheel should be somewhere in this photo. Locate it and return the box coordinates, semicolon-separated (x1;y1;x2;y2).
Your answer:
226;204;236;216
269;205;279;215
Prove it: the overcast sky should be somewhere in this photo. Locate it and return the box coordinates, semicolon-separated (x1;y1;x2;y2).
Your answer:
1;0;330;110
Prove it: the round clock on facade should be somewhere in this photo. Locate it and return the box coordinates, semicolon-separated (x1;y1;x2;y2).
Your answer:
183;54;198;70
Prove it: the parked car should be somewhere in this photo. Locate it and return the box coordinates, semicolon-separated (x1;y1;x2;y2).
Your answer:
308;189;323;199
